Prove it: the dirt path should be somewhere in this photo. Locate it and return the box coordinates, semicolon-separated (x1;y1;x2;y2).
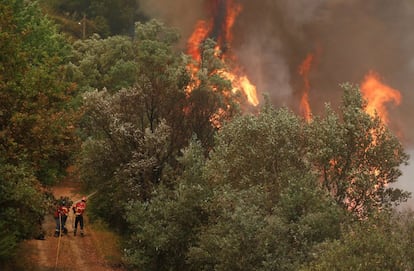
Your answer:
24;182;125;271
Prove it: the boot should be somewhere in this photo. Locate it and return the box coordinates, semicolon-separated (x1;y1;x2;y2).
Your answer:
54;230;60;237
73;229;76;236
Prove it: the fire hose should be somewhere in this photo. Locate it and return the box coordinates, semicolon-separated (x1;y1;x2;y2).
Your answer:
54;190;97;269
54;214;62;270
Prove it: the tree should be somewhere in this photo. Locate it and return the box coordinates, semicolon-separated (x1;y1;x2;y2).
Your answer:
78;20;244;230
205;102;305;200
67;34;137;92
79;88;173;228
185;104;344;271
185;38;244;150
0;160;46;263
0;1;78;264
0;0;79;185
124;138;210;271
39;0;148;38
77;21;190;225
70;20;190;147
305;83;409;216
117;87;409;271
301;211;414;271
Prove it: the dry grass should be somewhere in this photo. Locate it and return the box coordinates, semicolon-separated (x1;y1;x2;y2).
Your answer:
89;219;126;268
5;241;39;271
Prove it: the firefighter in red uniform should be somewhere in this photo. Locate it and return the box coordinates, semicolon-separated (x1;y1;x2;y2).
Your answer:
72;196;87;236
54;200;69;237
61;201;69;234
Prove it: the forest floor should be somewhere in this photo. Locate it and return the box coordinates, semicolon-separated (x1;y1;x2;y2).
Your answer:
20;181;127;271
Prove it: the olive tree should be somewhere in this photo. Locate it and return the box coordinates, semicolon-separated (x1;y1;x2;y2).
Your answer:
305;83;409;216
124;138;210;271
187;104;344;271
301;211;414;271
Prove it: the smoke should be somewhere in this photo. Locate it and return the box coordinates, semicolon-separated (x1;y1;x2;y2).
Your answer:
139;0;414;147
139;0;204;47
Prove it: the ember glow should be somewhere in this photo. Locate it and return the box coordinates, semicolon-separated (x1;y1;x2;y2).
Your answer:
361;71;402;125
186;0;259;106
298;53;314;122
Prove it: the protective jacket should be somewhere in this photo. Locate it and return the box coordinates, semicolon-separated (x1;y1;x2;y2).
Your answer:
73;201;86;216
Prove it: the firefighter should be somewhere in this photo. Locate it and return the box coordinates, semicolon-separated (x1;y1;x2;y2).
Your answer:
54;200;69;237
72;196;87;236
60;200;69;234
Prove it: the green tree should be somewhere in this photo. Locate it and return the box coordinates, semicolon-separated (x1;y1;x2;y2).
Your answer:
187;181;343;271
0;1;78;264
0;161;46;263
67;34;137;92
78;20;244;230
305;83;409;216
301;211;414;271
125;138;210;271
79;88;173;228
0;0;79;185
40;0;148;38
205;103;305;200
117;87;409;271
185;104;343;271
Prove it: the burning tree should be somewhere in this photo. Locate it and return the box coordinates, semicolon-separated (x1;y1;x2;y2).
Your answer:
186;0;259;108
306;83;409;216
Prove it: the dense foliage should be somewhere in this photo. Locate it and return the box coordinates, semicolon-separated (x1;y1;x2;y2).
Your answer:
0;0;79;263
77;20;243;231
1;1;413;270
301;211;414;270
306;84;410;216
121;90;411;270
40;0;148;38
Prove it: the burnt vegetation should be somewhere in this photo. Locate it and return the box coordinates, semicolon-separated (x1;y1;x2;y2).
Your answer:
1;1;414;270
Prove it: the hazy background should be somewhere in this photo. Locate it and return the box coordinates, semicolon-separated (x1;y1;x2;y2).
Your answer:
140;0;414;207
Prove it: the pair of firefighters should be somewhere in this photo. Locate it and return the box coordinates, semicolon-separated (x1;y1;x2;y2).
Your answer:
54;196;87;237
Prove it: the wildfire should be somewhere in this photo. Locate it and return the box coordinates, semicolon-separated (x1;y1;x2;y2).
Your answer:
219;70;259;105
187;20;212;63
186;0;259;106
360;71;402;125
298;53;314;122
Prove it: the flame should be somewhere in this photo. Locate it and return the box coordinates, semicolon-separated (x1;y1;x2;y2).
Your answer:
220;70;259;105
235;74;259;106
360;71;402;125
298;53;314;121
186;0;259;106
186;20;211;93
187;20;212;62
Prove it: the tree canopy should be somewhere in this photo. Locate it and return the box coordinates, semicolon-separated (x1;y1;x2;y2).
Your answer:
306;83;409;216
0;0;79;262
77;19;244;230
121;85;410;271
39;0;148;38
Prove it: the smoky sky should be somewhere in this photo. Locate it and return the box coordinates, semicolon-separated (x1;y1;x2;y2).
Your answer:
140;0;414;147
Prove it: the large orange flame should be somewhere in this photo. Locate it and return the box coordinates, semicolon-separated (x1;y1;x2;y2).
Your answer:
220;70;259;105
186;0;259;106
298;53;314;122
360;71;401;125
187;20;212;62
